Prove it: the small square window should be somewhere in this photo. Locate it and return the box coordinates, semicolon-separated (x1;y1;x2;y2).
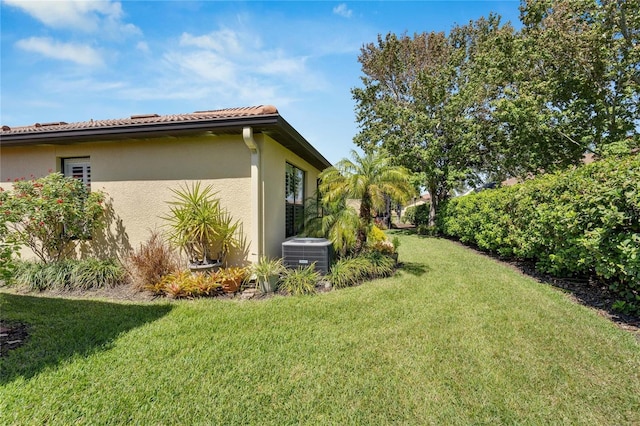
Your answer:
62;157;91;188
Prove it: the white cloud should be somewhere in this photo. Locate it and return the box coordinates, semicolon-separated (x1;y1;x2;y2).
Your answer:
174;28;325;87
136;41;149;53
259;56;307;76
16;37;103;66
179;29;249;54
115;26;325;109
4;0;140;36
333;4;353;18
166;50;237;84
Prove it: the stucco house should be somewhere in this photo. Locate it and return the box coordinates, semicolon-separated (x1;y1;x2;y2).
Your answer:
0;105;331;264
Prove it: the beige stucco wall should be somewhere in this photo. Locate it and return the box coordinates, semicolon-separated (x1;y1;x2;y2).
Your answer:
260;135;322;259
1;131;325;264
1;135;252;264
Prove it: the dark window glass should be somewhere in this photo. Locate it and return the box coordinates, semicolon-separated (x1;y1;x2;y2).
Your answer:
285;163;305;237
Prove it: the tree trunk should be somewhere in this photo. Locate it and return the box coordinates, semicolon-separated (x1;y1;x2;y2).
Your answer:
428;184;438;228
356;191;372;253
428;197;437;228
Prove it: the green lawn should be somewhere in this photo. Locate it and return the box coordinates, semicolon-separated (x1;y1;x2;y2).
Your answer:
1;233;639;425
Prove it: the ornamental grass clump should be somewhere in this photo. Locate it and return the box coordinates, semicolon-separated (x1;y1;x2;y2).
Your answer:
70;258;125;290
280;264;320;295
328;251;396;289
12;259;126;291
362;251;396;278
127;230;180;291
328;256;370;289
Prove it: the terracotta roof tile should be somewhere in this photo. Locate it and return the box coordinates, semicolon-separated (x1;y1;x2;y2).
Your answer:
1;105;278;135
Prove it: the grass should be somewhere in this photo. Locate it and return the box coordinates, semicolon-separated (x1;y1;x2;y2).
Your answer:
1;233;639;424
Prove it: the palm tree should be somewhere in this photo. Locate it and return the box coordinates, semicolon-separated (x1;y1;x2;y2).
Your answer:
319;150;415;253
302;195;360;257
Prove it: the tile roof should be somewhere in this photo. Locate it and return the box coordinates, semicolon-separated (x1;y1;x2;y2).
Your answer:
1;105;279;135
0;104;332;170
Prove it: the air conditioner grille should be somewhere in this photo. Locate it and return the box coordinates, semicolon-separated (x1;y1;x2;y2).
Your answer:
282;238;333;274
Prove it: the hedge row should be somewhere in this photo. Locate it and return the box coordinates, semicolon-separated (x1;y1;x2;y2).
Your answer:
402;203;430;226
438;155;640;313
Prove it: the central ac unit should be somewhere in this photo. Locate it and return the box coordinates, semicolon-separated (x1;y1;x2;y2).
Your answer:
282;238;333;274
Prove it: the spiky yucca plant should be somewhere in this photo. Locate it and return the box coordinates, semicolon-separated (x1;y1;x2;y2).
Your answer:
163;182;243;267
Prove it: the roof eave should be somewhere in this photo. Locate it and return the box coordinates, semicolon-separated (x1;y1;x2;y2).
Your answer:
0;115;280;145
0;114;332;170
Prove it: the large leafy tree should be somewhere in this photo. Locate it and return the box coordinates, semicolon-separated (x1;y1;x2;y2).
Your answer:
518;0;639;156
352;16;517;226
352;3;639;227
318;150;414;253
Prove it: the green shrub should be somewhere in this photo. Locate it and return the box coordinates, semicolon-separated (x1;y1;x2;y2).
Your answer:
13;259;127;291
280;264;320;295
403;203;430;226
439;155;640;313
0;201;20;282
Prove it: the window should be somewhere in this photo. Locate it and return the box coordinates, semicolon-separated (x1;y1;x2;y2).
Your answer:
63;157;91;188
285;163;305;237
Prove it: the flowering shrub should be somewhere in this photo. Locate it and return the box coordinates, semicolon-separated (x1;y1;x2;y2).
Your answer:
0;173;106;263
0;196;20;280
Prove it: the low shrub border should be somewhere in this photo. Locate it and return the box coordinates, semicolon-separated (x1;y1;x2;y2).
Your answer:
12;258;127;291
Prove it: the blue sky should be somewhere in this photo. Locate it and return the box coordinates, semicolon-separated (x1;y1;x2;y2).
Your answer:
1;1;522;164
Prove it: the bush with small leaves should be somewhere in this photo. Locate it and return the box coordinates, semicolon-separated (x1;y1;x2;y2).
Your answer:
403;203;430;226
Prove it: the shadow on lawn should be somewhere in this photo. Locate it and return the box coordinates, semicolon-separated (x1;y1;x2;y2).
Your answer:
0;293;172;384
398;262;430;277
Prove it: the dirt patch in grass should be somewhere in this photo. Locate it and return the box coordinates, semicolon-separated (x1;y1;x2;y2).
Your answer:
0;321;30;357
